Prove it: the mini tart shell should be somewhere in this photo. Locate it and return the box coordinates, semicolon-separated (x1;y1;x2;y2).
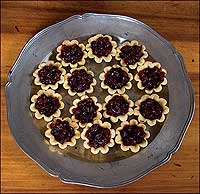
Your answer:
69;95;102;128
33;61;66;90
99;64;133;94
115;40;148;69
115;119;150;153
86;34;117;63
56;40;87;68
133;94;169;126
81;120;115;154
45;117;80;149
103;94;134;123
63;66;96;97
30;89;64;122
134;61;167;94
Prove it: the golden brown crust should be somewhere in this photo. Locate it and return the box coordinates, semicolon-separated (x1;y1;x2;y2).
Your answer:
33;61;66;90
134;61;167;94
86;34;117;63
45;117;80;149
56;40;87;68
99;64;133;94
30;89;64;122
115;40;148;69
81;120;115;154
133;94;169;126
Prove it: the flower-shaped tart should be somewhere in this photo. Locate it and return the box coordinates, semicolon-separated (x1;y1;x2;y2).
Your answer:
81;120;115;154
134;61;167;94
115;119;150;153
86;34;117;63
33;61;66;90
69;95;102;128
45;117;80;149
115;40;148;69
63;66;96;97
103;94;134;123
30;89;64;122
56;40;87;68
99;64;133;94
133;94;169;126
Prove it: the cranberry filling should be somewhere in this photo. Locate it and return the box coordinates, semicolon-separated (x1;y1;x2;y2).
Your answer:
104;67;130;89
35;94;60;117
85;124;111;148
60;44;84;64
119;45;143;65
38;65;62;85
72;98;98;124
140;98;163;120
50;119;75;144
106;95;129;117
138;67;166;90
120;125;145;146
91;37;113;57
68;69;93;93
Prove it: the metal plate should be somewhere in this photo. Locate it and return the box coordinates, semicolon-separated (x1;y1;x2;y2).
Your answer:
5;13;194;188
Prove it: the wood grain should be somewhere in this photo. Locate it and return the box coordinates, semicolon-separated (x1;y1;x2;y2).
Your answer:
1;1;199;193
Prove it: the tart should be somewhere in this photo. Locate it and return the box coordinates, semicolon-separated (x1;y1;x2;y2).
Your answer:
115;119;150;153
45;117;80;149
30;89;64;122
115;40;148;69
86;34;117;63
134;61;167;94
56;40;87;68
133;94;169;126
81;120;115;154
99;64;133;94
103;94;134;123
63;66;96;97
33;61;66;90
69;95;102;128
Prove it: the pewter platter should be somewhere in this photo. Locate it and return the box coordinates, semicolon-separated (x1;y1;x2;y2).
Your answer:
5;13;194;188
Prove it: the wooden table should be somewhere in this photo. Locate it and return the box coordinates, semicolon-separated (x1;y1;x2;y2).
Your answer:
1;1;199;193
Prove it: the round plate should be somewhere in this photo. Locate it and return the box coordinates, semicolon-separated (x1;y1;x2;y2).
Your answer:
5;13;194;188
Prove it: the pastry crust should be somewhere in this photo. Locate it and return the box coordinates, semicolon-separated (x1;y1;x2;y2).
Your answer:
63;66;96;97
69;95;102;128
115;119;150;153
45;117;80;149
133;94;169;126
33;60;66;90
103;94;134;123
134;61;167;94
115;40;148;69
30;89;64;122
86;34;117;63
81;120;115;154
99;64;133;94
56;40;87;68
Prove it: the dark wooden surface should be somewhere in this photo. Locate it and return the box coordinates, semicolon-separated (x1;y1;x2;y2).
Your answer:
1;1;199;193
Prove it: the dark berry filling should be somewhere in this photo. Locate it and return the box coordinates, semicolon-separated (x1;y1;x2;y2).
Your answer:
119;45;143;65
106;95;129;117
140;98;163;120
104;67;130;89
72;98;98;124
68;69;93;93
91;37;113;57
35;94;60;117
38;65;62;85
120;125;145;146
50;119;75;144
60;44;84;64
85;124;111;148
138;67;166;90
